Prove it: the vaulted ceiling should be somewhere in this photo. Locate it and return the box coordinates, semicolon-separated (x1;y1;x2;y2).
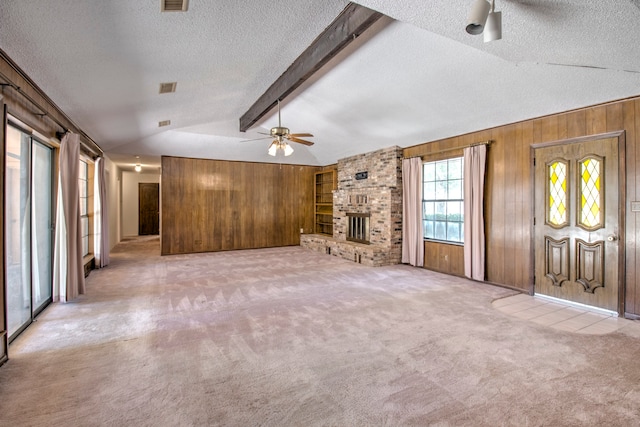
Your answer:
1;1;639;170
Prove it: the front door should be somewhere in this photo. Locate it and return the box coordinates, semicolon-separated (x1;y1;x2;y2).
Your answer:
534;136;621;313
139;183;159;235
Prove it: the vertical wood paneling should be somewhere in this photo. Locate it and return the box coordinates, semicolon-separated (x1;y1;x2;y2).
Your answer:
403;97;640;315
587;106;607;135
541;115;559;143
631;99;640;314
487;127;506;284
607;103;624;132
502;126;518;285
566;110;586;139
532;118;543;144
620;100;635;314
161;156;320;255
424;242;464;276
557;113;568;141
512;122;527;287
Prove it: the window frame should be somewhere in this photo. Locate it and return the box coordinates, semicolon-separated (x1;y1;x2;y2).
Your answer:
78;157;94;258
422;156;464;244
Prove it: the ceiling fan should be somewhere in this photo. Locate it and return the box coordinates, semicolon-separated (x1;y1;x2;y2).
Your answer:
243;100;314;156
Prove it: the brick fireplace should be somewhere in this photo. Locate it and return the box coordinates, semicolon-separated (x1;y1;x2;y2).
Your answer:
301;146;403;266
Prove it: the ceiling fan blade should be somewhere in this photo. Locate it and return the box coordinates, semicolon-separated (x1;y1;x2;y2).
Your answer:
289;133;314;138
287;136;314;146
240;136;272;143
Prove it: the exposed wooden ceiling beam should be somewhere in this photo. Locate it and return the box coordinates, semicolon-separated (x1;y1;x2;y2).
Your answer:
239;2;383;132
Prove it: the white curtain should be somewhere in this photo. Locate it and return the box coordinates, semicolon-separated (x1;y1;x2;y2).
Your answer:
402;157;424;266
94;157;110;268
463;144;487;281
53;133;85;302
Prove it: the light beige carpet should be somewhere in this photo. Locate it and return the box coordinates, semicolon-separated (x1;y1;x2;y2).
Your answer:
1;236;640;426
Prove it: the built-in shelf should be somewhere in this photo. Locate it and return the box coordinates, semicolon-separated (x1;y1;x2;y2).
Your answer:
314;170;336;235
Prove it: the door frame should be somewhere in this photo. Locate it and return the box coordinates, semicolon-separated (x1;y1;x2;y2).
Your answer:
530;130;626;316
138;182;160;235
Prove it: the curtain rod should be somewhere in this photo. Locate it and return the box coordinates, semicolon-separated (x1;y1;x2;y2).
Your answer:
0;55;103;158
404;140;491;159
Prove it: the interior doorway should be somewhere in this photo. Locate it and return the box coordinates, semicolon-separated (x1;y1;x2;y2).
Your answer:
533;133;625;314
139;183;159;235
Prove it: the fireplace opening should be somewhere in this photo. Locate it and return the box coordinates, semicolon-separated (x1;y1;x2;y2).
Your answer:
347;212;370;244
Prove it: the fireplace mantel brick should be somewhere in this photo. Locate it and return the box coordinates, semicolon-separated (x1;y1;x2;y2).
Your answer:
302;146;403;267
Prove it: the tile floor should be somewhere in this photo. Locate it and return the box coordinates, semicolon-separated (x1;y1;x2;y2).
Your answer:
492;293;634;335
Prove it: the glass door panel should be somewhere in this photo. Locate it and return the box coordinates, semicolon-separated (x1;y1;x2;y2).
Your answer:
5;125;32;338
32;141;53;313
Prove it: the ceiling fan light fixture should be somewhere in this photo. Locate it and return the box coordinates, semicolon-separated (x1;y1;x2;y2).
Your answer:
466;0;491;35
484;9;502;42
268;141;278;156
283;142;294;157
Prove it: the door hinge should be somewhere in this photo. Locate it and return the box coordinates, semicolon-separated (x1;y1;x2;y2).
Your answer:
533;157;536;166
533;217;536;226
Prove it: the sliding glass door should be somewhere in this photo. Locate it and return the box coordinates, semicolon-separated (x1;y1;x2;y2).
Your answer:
31;141;53;312
5;123;53;341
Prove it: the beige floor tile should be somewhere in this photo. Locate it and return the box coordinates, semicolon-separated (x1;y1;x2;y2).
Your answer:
530;314;565;326
492;294;532;307
577;319;621;335
562;312;608;328
524;303;566;316
520;307;580;326
512;308;544;320
551;321;582;332
493;293;631;335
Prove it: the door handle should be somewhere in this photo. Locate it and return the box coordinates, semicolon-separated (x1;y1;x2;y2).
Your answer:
607;234;618;242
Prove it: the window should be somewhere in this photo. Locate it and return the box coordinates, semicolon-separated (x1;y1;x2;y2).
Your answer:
79;160;89;256
547;159;568;227
423;157;464;243
578;156;603;230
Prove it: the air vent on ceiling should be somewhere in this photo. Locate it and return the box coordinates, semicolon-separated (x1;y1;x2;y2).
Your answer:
159;82;177;94
161;0;188;12
159;120;171;127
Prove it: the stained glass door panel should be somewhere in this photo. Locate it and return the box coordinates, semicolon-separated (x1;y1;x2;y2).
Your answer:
534;137;620;313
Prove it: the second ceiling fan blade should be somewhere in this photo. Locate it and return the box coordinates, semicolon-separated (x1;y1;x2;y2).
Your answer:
240;136;272;143
288;136;314;146
289;133;313;138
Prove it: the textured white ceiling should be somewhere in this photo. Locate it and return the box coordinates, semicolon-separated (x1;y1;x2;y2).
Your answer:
1;0;640;169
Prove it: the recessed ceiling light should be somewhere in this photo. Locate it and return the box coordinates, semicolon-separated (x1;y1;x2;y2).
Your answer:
159;82;177;94
161;0;188;12
159;120;171;127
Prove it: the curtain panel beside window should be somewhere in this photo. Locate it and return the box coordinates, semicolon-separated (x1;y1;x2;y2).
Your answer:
53;133;86;302
94;157;110;268
463;144;487;281
402;157;424;266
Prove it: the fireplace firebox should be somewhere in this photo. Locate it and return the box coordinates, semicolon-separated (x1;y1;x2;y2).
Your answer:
346;212;370;244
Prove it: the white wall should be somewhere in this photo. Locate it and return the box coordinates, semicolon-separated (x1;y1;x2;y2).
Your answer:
122;171;161;237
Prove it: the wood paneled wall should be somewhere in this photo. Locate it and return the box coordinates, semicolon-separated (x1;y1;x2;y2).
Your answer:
161;156;320;255
404;97;640;317
424;241;464;277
